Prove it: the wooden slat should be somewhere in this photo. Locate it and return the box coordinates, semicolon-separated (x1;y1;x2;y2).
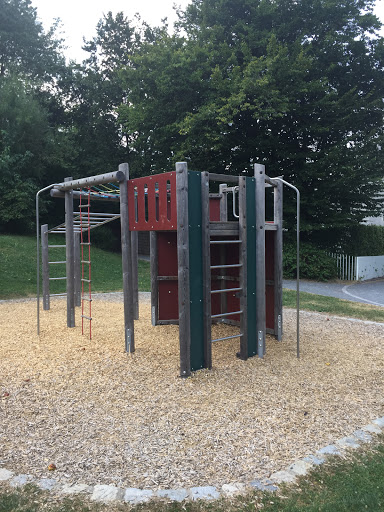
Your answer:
131;231;139;320
119;163;135;353
41;224;50;311
150;231;159;326
254;164;266;357
274;179;283;340
238;177;248;360
64;177;75;328
201;171;212;369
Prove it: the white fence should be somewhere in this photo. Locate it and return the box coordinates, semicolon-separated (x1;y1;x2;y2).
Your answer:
329;253;357;280
329;253;384;281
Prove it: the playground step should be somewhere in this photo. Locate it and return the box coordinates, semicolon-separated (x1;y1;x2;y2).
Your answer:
48;245;66;248
82;297;92;302
210;264;242;270
210;239;241;244
49;277;66;281
211;333;243;343
81;315;92;320
211;287;242;294
211;310;242;319
48;261;66;264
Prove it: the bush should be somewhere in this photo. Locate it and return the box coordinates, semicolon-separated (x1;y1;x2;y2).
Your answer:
283;241;337;281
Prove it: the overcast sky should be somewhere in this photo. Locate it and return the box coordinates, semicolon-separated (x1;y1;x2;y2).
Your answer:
31;0;384;63
31;0;191;62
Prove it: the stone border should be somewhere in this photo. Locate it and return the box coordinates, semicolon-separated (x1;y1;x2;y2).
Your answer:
0;416;383;504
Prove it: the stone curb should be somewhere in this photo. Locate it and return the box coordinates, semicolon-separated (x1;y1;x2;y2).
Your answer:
0;416;382;504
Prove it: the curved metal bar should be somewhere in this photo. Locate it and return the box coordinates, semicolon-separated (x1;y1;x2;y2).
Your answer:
270;177;300;358
36;184;59;335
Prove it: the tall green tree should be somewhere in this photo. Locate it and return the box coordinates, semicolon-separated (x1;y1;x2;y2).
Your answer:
119;0;384;240
0;0;68;232
0;0;64;79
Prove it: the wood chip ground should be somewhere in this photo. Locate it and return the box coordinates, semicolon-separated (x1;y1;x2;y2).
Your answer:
0;294;383;490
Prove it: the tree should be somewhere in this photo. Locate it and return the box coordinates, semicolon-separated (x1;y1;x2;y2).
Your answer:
56;12;141;177
119;0;384;240
0;0;64;79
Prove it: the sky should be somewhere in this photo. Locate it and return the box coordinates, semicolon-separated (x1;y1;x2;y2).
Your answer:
31;0;191;62
31;0;384;63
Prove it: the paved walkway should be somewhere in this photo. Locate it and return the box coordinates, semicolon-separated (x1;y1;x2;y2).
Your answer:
283;278;384;307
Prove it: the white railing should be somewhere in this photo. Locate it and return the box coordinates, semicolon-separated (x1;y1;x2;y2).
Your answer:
328;253;357;281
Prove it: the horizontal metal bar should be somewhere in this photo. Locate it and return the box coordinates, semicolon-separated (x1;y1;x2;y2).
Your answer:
81;279;92;283
48;245;66;248
211;287;242;294
49;230;66;234
210;240;241;244
80;243;91;246
74;212;120;217
208;173;239;183
50;293;67;297
81;315;92;320
78;203;91;208
54;170;126;191
210;264;242;269
82;297;92;302
212;333;243;343
81;260;91;264
211;310;242;319
49;277;67;281
48;261;66;264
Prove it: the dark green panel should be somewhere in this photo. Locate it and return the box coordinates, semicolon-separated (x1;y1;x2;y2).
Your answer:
188;171;205;371
246;177;257;357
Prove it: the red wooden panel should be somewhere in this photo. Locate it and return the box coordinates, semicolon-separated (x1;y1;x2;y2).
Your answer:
266;284;275;330
128;171;177;231
265;231;275;281
157;232;178;276
157;232;179;321
159;281;179;320
209;197;221;221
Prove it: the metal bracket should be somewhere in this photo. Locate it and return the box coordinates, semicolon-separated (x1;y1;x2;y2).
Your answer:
258;331;264;358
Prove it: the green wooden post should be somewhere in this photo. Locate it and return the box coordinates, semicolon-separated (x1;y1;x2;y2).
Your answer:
176;163;205;377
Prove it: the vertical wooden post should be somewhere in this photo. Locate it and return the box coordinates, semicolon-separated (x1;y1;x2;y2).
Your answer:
131;231;139;320
150;231;158;326
65;177;75;327
119;162;135;353
201;171;212;369
274;179;283;340
254;164;266;356
219;183;228;222
176;162;191;377
74;232;81;307
238;177;248;359
41;224;50;311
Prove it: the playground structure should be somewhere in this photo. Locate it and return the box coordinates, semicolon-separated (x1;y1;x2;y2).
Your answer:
37;162;299;377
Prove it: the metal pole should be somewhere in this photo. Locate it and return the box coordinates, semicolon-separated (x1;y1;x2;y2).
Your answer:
271;177;300;358
36;183;59;335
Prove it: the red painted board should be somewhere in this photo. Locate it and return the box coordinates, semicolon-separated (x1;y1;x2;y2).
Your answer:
157;232;179;321
128;171;177;231
209;197;221;221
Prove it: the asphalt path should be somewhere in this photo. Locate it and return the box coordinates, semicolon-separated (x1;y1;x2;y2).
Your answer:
283;278;384;307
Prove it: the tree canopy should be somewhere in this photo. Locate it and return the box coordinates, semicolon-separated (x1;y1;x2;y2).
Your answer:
119;0;384;239
0;0;383;244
